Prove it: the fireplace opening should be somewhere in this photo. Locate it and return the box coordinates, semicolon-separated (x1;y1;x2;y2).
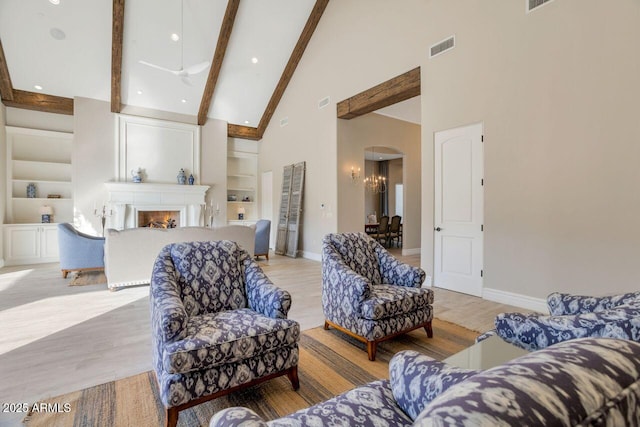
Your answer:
137;210;180;228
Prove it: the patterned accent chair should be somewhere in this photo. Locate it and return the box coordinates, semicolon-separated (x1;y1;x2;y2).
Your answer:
494;291;640;350
150;240;300;427
210;338;640;426
321;232;433;360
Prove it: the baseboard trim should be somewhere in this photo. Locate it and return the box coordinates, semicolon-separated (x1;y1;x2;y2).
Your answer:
302;251;321;262
482;287;548;314
401;248;421;256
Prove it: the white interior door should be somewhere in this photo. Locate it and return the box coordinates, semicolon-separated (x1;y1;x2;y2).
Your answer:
434;123;484;296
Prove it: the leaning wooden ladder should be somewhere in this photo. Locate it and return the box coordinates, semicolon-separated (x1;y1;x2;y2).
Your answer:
275;162;305;257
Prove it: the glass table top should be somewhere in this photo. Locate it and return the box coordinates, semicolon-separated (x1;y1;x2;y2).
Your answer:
444;335;529;370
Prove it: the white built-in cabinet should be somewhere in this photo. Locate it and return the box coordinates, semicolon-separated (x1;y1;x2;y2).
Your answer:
3;224;60;265
227;149;258;225
3;126;73;265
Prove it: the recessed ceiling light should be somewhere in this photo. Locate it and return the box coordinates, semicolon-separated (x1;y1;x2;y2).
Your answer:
50;28;66;40
244;120;249;124
34;85;43;91
171;33;180;42
181;99;187;103
251;57;258;64
137;90;143;95
49;0;60;4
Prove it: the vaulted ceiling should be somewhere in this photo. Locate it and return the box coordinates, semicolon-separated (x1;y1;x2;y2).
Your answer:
0;0;328;140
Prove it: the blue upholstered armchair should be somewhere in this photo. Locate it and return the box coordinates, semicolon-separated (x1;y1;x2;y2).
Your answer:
150;240;300;427
321;232;433;361
494;291;640;350
57;223;105;278
254;219;271;260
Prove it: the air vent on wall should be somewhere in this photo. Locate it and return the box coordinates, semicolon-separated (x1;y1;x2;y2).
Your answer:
429;35;455;59
527;0;554;13
318;96;330;109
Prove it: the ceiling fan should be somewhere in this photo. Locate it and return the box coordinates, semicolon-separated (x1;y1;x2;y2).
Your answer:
138;60;210;86
138;0;209;85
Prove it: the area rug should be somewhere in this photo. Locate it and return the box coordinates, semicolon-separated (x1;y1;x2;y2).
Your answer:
24;319;476;427
69;271;107;286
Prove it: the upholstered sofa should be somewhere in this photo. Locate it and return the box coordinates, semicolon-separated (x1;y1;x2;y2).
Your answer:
105;225;255;290
210;337;640;426
493;291;640;350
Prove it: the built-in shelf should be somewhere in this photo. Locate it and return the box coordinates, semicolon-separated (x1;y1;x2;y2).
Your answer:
227;146;258;224
228;173;255;179
228;187;255;192
13;197;72;201
4;127;73;264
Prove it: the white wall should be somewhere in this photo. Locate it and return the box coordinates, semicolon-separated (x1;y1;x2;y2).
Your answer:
388;158;403;217
201;120;229;226
419;0;640;300
73;97;228;234
73;97;116;234
259;0;640;305
259;0;429;257
0;105;5;265
5;108;73;133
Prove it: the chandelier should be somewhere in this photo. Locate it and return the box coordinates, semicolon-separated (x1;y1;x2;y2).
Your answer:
364;147;387;194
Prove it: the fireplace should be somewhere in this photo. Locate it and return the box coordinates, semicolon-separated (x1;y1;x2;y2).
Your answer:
137;210;180;228
104;182;209;230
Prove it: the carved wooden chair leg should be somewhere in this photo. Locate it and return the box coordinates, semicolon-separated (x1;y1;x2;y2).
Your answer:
367;341;378;361
324;321;330;330
287;366;300;390
165;407;179;427
424;321;433;338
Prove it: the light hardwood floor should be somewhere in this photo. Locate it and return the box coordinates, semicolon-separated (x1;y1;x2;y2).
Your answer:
0;250;527;426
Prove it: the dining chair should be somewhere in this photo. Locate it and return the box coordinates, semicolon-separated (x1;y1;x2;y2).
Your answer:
372;215;389;246
388;215;402;247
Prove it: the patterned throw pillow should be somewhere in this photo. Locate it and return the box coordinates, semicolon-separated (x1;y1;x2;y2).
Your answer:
389;350;478;420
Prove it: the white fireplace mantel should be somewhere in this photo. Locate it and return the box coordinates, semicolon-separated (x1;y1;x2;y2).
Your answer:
105;182;210;229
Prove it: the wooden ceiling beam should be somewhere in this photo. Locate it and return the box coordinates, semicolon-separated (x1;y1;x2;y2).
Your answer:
336;67;421;120
255;0;329;138
198;0;240;126
228;123;260;140
111;0;125;113
2;89;73;115
0;38;14;101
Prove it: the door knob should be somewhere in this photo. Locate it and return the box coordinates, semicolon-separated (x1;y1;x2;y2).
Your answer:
434;227;442;232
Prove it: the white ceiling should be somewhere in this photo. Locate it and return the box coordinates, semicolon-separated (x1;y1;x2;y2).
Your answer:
0;0;315;125
375;96;421;125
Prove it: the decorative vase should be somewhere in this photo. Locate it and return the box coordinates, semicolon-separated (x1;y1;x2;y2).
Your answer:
27;183;36;198
177;169;187;185
131;167;143;183
188;174;195;185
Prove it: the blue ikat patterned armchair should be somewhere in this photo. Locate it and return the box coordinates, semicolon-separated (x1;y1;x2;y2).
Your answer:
150;240;300;427
494;291;640;350
321;232;433;360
